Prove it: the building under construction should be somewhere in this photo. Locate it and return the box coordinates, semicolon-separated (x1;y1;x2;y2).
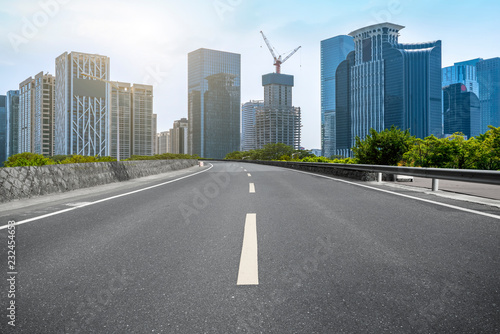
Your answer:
256;32;301;150
255;73;301;149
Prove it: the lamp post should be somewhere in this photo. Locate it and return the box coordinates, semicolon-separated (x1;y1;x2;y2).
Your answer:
81;73;121;161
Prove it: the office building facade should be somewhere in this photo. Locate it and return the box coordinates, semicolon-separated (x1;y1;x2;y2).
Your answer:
477;57;500;132
320;35;354;158
55;51;110;156
152;113;157;155
442;58;482;97
6;90;20;158
188;48;241;159
109;82;132;160
171;118;188;154
131;84;153;156
157;131;171;154
255;73;301;150
336;23;442;155
443;83;481;138
241;100;264;151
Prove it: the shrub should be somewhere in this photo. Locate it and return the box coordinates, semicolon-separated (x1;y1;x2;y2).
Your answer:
4;153;55;167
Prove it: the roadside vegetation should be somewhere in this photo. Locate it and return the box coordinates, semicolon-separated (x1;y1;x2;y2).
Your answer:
224;125;500;170
2;153;199;168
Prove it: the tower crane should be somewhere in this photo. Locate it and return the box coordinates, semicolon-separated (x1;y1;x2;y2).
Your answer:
260;31;301;74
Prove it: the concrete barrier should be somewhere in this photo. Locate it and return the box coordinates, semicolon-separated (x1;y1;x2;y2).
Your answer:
0;159;198;203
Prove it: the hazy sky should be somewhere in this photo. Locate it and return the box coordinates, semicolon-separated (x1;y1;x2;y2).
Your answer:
1;0;499;149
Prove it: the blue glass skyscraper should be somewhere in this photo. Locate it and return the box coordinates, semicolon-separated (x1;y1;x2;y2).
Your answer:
443;83;481;138
320;35;354;157
443;58;482;97
477;57;500;133
188;48;241;158
336;23;442;155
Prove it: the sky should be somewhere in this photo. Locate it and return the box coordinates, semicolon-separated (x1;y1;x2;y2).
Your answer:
1;0;499;150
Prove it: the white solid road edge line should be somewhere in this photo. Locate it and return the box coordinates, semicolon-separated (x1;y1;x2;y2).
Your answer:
237;213;259;285
289;168;500;221
249;183;256;193
0;163;215;230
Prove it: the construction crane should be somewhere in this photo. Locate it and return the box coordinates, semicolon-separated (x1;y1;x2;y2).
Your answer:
260;31;301;74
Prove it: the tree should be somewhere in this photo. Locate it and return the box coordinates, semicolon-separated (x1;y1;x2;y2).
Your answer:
352;126;415;165
4;152;55;167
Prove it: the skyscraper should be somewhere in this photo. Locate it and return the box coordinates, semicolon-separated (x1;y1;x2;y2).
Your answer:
19;77;34;153
241;100;264;151
171;118;188;154
336;23;442;155
477;57;500;133
0;95;6;166
109;82;132;160
443;58;483;97
320;35;354;158
188;48;241;159
255;73;301;150
443;83;481;138
131;84;153;156
6;90;20;158
55;51;110;156
157;131;170;154
152;113;157;155
33;72;55;156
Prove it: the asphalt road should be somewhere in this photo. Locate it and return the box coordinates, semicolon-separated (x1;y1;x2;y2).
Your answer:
0;162;499;333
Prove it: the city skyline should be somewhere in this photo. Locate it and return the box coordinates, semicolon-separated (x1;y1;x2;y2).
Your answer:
1;0;500;149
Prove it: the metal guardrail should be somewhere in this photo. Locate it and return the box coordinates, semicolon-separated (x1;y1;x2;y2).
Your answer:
208;159;500;191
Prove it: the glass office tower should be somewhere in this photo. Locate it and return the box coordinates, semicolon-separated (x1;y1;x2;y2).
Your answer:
443;83;481;138
320;35;354;157
241;100;264;151
477;57;500;133
443;58;482;97
336;23;442;154
188;48;241;159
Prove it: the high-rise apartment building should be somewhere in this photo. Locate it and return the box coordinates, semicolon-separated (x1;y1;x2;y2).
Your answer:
0;96;6;165
171;118;188;154
255;73;301;150
443;83;481;138
19;77;34;153
336;23;442;155
241;100;264;151
443;58;482;97
320;35;354;158
188;48;241;159
6;90;20;158
477;57;500;133
55;51;110;156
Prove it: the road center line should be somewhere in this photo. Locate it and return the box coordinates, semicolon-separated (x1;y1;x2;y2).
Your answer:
0;164;214;230
237;213;259;285
247;173;251;177
249;183;255;193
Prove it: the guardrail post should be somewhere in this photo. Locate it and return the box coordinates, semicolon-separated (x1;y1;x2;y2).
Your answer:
432;178;439;191
377;172;382;183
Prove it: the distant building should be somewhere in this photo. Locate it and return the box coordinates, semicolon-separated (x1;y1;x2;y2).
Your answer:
109;82;132;160
188;48;241;158
443;58;482;97
336;23;442;156
477;57;500;132
6;90;20;158
310;149;322;156
18;72;55;156
131;84;153;156
152;113;157;155
0;95;6;165
157;131;171;154
320;35;354;158
241;100;263;151
55;51;110;156
443;83;481;138
255;73;301;150
171;118;188;154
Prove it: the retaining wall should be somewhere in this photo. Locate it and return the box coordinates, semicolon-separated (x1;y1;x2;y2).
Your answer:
0;159;198;203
